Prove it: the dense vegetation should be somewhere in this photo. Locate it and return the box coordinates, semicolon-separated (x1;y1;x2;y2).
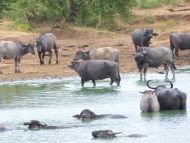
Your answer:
0;0;188;31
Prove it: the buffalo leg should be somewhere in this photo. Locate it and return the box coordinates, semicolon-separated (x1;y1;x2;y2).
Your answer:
81;79;85;87
0;58;2;74
41;52;45;65
143;67;147;81
164;64;169;80
140;69;143;81
14;58;20;73
54;49;59;64
38;51;44;65
170;64;175;80
110;78;114;85
175;48;179;60
92;79;96;87
48;50;53;64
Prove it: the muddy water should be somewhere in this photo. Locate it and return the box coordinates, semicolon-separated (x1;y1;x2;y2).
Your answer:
0;68;189;143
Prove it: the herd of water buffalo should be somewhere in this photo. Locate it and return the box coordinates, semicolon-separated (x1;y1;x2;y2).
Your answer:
0;29;189;138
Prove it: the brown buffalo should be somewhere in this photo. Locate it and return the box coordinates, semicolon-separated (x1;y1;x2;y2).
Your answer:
74;47;120;63
140;90;160;112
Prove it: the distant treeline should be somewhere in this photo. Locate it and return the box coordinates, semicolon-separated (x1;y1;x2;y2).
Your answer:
0;0;186;30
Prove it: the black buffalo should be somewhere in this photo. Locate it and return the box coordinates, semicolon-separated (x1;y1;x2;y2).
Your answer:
73;109;127;120
132;29;158;52
36;33;59;65
134;46;176;81
23;120;88;130
147;80;187;110
68;60;120;87
170;32;190;60
92;130;121;138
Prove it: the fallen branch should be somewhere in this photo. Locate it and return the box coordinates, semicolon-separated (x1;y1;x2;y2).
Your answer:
167;8;190;12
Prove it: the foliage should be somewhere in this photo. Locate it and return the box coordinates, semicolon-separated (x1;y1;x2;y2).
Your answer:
0;0;189;31
135;0;178;9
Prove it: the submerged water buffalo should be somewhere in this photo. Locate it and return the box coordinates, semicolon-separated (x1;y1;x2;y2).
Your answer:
0;124;11;132
68;60;120;87
0;41;35;73
132;29;158;52
23;120;88;130
140;90;160;112
147;80;187;110
92;130;145;139
36;33;59;65
170;32;190;60
73;47;120;63
73;109;127;120
134;46;176;81
92;130;121;138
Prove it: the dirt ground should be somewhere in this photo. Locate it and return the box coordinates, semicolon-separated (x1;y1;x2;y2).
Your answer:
0;6;190;81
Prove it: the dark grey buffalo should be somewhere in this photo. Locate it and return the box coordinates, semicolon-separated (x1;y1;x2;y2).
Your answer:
0;41;35;73
92;130;121;138
170;32;190;60
140;90;160;112
73;109;127;120
68;60;120;87
36;33;59;65
92;130;146;139
74;47;120;63
132;29;158;52
147;80;187;110
23;120;88;130
134;46;176;81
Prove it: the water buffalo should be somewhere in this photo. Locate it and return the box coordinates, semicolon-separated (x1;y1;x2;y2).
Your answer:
23;120;88;130
140;90;160;112
0;41;35;73
170;32;190;60
73;109;127;120
147;80;187;110
134;46;176;81
132;29;158;52
0;124;11;132
92;130;121;138
73;47;120;63
36;33;59;65
68;60;120;87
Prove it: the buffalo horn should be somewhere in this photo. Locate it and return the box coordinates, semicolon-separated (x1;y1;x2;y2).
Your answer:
167;80;173;88
146;80;156;89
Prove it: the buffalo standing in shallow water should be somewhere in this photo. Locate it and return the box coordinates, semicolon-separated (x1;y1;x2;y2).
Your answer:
73;109;127;120
0;41;35;73
134;46;176;81
132;29;158;52
68;60;120;87
74;47;120;63
147;80;187;110
36;33;59;65
170;32;190;60
140;90;160;112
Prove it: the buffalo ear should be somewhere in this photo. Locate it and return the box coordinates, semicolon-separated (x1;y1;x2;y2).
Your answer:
140;48;147;55
139;91;144;94
73;114;80;119
23;122;31;125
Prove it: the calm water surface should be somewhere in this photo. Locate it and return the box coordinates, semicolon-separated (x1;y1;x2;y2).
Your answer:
0;68;190;143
